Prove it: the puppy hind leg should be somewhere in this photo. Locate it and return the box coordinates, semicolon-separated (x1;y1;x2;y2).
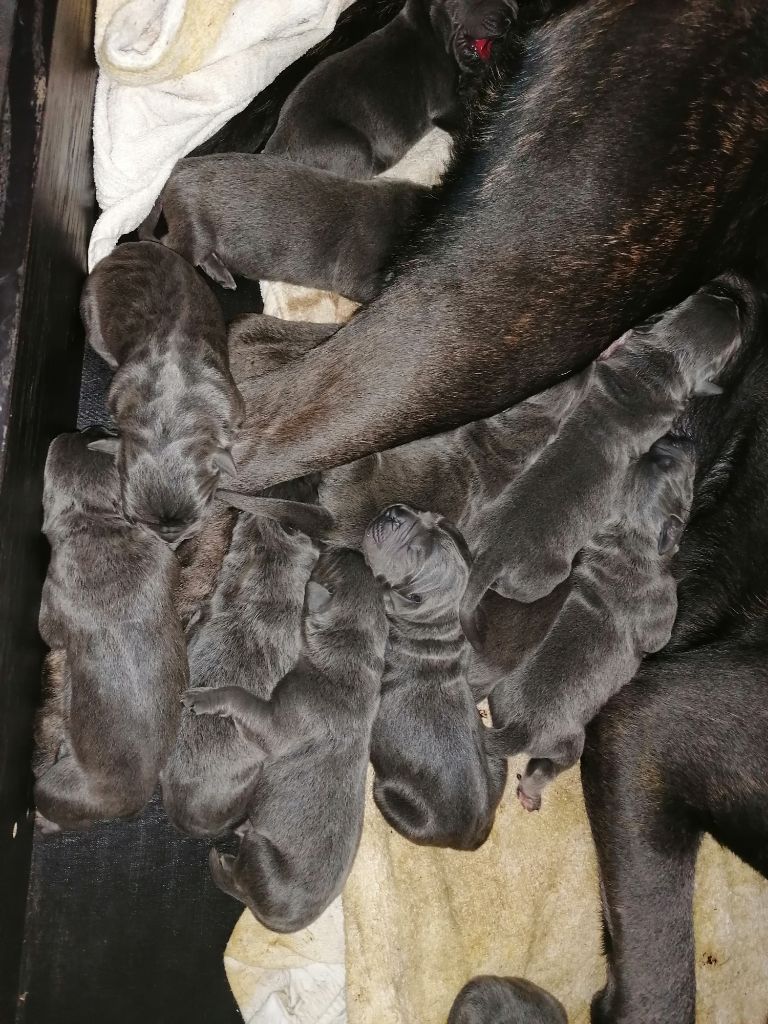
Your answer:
518;731;584;812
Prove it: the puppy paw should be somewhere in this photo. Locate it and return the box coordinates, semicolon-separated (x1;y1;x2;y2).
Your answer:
181;688;227;717
516;783;542;813
35;811;62;836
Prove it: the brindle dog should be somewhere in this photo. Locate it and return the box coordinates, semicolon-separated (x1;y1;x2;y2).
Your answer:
219;0;768;491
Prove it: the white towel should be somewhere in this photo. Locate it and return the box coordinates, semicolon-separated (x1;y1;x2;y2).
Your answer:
89;0;355;270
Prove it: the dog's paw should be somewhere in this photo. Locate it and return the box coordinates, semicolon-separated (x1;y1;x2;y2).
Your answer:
181;688;225;717
35;810;62;836
516;783;542;813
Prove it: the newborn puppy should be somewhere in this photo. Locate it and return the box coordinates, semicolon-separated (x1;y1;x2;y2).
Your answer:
80;240;243;544
182;549;387;932
448;975;568;1024
34;431;187;831
364;504;507;850
460;284;740;628
143;154;427;301
486;436;695;811
162;504;325;837
263;0;515;178
319;376;584;547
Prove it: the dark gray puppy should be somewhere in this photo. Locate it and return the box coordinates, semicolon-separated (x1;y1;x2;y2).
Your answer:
364;504;507;850
81;240;244;544
460;287;740;630
34;431;187;831
318;376;584;548
181;548;387;932
142;154;427;301
486;437;695;811
162;505;327;837
448;976;568;1024
263;0;515;178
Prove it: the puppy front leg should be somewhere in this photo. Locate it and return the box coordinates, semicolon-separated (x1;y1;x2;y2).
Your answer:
182;686;274;748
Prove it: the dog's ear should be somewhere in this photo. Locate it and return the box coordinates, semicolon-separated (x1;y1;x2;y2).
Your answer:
460;600;487;651
306;581;333;615
658;513;685;556
87;437;120;457
199;251;237;290
212;448;237;478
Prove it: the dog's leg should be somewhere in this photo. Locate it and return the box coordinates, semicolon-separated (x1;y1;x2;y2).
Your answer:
582;650;768;1024
517;731;584;811
182;686;275;747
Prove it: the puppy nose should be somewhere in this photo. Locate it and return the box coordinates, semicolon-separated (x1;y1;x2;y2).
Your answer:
148;520;186;543
382;504;415;525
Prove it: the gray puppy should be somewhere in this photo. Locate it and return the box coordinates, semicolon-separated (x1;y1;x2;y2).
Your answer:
364;504;507;850
142;154;427;301
181;548;387;932
460;286;740;630
448;976;568;1024
318;376;584;548
34;431;187;831
81;240;244;544
263;0;514;178
162;496;332;837
485;437;695;811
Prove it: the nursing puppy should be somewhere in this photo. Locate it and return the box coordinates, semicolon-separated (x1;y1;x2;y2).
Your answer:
448;976;568;1024
80;240;243;544
364;504;507;850
263;0;515;178
142;155;427;301
460;285;740;631
317;374;584;547
486;437;695;811
34;431;187;831
181;549;387;932
162;505;327;837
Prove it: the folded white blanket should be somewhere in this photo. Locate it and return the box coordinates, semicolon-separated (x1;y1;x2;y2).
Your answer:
89;0;355;270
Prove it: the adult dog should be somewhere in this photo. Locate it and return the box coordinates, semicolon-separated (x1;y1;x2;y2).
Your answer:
225;0;768;490
581;283;768;1024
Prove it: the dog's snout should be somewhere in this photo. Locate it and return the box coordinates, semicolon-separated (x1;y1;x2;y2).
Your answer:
147;519;188;544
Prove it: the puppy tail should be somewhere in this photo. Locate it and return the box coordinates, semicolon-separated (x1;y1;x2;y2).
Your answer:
217;490;335;539
483;720;529;759
138;194;164;241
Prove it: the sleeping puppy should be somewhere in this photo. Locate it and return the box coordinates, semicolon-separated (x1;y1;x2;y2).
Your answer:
318;374;584;547
80;240;243;544
486;436;695;811
162;496;332;837
448;975;568;1023
364;504;507;850
181;549;387;932
263;0;516;178
142;155;427;301
34;431;187;831
460;284;740;630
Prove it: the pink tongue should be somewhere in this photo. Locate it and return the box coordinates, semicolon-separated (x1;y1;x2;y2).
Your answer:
473;37;493;61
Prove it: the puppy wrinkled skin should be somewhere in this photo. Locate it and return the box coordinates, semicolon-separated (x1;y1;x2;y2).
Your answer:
364;505;507;850
448;975;568;1024
162;510;321;837
143;155;427;301
34;431;187;831
486;437;695;811
460;284;740;628
81;240;243;544
182;549;387;932
263;0;514;177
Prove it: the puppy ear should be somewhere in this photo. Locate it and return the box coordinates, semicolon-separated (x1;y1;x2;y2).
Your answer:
87;437;120;457
199;251;237;291
306;581;333;615
658;513;686;556
213;449;237;478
